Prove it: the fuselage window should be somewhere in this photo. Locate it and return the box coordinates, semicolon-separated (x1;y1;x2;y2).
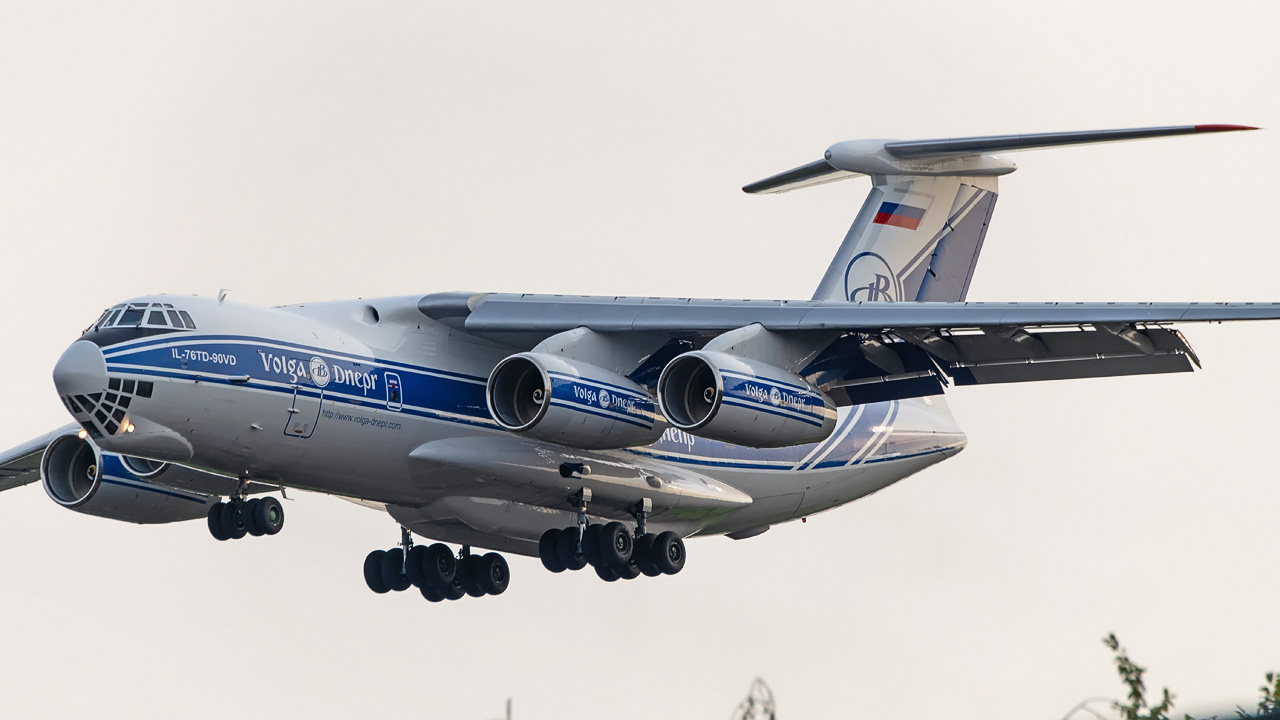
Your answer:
146;311;168;326
178;311;196;329
119;308;144;326
166;310;183;327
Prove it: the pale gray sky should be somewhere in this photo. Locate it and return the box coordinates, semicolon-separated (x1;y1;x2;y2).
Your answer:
1;2;1278;718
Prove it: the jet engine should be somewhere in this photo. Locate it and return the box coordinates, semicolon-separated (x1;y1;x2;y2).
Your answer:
657;351;837;448
486;353;666;450
40;432;214;523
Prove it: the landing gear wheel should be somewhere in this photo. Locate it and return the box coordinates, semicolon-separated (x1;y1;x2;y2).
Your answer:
244;498;265;536
651;531;686;575
406;545;431;589
458;555;485;598
207;503;230;541
476;553;510;596
595;564;620;582
440;576;466;601
421;543;456;588
597;521;633;567
539;529;566;573
615;559;641;580
380;548;411;592
420;584;445;603
581;524;603;567
634;533;661;577
364;550;390;594
555;529;586;571
255;496;284;535
222;502;248;540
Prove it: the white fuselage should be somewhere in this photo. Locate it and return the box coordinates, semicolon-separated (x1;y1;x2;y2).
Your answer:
59;294;967;555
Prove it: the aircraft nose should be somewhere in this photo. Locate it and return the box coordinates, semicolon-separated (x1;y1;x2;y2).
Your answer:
53;340;108;397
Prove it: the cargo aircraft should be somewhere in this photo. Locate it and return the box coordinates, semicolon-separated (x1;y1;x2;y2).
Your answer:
3;124;1274;602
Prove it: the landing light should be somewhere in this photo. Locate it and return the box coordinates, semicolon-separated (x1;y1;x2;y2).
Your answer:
77;429;87;439
126;423;135;433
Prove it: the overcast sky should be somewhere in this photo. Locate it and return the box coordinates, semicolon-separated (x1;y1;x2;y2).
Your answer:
2;2;1279;719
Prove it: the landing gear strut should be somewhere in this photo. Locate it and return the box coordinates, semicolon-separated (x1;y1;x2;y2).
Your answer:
536;492;685;581
207;479;284;541
362;529;509;602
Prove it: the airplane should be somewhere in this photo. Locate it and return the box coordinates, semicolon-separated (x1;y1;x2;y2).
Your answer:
2;123;1274;603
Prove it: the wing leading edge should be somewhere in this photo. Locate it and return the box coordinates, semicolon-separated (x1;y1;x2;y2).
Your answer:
420;294;1280;402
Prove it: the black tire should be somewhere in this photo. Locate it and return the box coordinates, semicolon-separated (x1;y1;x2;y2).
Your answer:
420;584;445;603
615;559;641;580
440;576;466;601
421;543;456;588
594;564;619;582
597;522;633;567
406;545;431;588
364;550;390;594
556;528;587;571
634;533;661;577
458;555;485;598
244;498;264;536
207;503;230;541
255;496;285;535
651;531;686;575
223;502;248;540
539;529;565;573
581;524;603;567
476;553;510;596
380;548;411;592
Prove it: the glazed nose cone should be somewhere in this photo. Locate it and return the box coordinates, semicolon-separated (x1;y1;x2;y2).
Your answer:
53;341;108;397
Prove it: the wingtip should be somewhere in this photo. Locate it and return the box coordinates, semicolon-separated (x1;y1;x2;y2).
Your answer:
1194;124;1261;132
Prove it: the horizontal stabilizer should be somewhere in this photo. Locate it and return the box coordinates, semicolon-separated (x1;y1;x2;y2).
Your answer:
743;124;1258;194
742;159;849;194
883;124;1258;160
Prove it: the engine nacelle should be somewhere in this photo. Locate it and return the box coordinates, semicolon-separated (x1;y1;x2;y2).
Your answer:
657;351;837;448
40;433;214;524
486;353;666;450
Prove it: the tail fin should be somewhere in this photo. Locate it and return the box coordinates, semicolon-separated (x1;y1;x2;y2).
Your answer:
745;124;1257;303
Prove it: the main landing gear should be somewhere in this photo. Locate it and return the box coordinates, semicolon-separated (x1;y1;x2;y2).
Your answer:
537;491;686;582
207;492;285;541
363;527;510;602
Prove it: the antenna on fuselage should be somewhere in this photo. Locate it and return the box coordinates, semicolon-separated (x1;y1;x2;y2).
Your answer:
217;288;230;304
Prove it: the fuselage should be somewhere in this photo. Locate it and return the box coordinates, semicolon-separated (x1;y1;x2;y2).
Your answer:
53;294;967;554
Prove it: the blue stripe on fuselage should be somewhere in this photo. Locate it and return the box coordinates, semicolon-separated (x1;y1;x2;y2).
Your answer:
101;334;922;472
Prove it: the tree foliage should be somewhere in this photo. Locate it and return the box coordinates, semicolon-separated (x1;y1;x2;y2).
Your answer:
1097;634;1277;720
1103;634;1176;720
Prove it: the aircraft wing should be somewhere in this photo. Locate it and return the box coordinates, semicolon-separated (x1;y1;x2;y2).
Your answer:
0;425;76;493
421;294;1280;402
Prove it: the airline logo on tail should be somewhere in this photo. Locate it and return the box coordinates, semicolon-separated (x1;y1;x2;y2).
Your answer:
845;252;902;302
872;201;927;230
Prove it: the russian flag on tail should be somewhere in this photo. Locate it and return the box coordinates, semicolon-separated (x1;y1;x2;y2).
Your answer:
873;201;927;230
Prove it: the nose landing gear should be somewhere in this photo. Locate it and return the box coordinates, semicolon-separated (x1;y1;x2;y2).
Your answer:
206;483;285;541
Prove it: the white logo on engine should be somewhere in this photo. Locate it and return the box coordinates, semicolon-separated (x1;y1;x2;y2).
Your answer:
598;389;611;409
769;387;782;406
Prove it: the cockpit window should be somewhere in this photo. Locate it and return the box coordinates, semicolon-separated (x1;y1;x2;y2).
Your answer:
146;310;168;326
166;310;183;327
106;309;122;326
178;311;196;329
119;308;145;326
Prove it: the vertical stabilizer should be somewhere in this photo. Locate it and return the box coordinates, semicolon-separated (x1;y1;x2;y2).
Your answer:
810;175;998;302
741;125;1257;303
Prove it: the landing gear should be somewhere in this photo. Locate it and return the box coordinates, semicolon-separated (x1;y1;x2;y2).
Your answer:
534;494;686;582
206;494;285;541
362;529;509;602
